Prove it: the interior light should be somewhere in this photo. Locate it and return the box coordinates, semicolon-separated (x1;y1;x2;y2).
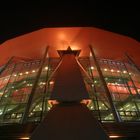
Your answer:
90;106;93;109
25;71;29;74
111;69;114;72
45;66;48;70
49;81;54;85
104;68;108;71
132;106;135;108
39;82;43;85
19;73;23;76
105;77;108;80
90;52;92;57
42;82;46;85
109;135;121;138
94;80;97;83
91;66;94;70
29;112;33;117
91;84;94;87
126;104;130;107
32;70;35;73
123;70;127;73
117;70;120;73
20;137;30;139
14;74;17;77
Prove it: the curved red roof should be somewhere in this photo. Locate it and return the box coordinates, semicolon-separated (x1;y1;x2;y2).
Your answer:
0;27;140;66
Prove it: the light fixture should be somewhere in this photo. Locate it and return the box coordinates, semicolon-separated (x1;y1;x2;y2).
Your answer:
4;95;8;97
32;70;35;73
25;71;29;74
105;77;108;80
0;92;3;96
49;81;54;85
109;135;121;138
90;66;94;70
123;70;127;73
104;68;108;71
45;66;48;70
20;137;30;139
42;82;46;85
126;104;130;107
94;80;97;83
117;70;120;73
111;69;114;72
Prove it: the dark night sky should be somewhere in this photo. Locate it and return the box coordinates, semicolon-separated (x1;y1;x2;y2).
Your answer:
0;1;140;44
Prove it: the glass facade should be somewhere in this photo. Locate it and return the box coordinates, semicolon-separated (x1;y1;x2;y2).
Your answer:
0;54;140;125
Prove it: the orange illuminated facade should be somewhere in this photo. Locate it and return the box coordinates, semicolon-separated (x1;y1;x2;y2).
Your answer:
0;27;140;139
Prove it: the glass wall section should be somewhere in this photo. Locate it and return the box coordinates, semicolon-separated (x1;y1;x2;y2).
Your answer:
26;57;60;122
0;57;61;125
79;56;140;122
0;60;45;124
78;57;114;122
98;59;140;121
0;56;140;125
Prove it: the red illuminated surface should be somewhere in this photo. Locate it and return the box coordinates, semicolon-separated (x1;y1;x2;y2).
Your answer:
0;27;140;66
108;84;136;95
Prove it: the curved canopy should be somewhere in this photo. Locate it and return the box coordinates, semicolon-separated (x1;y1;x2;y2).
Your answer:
0;27;140;66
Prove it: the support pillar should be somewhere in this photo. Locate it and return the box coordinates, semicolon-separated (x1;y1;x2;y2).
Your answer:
31;47;110;140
